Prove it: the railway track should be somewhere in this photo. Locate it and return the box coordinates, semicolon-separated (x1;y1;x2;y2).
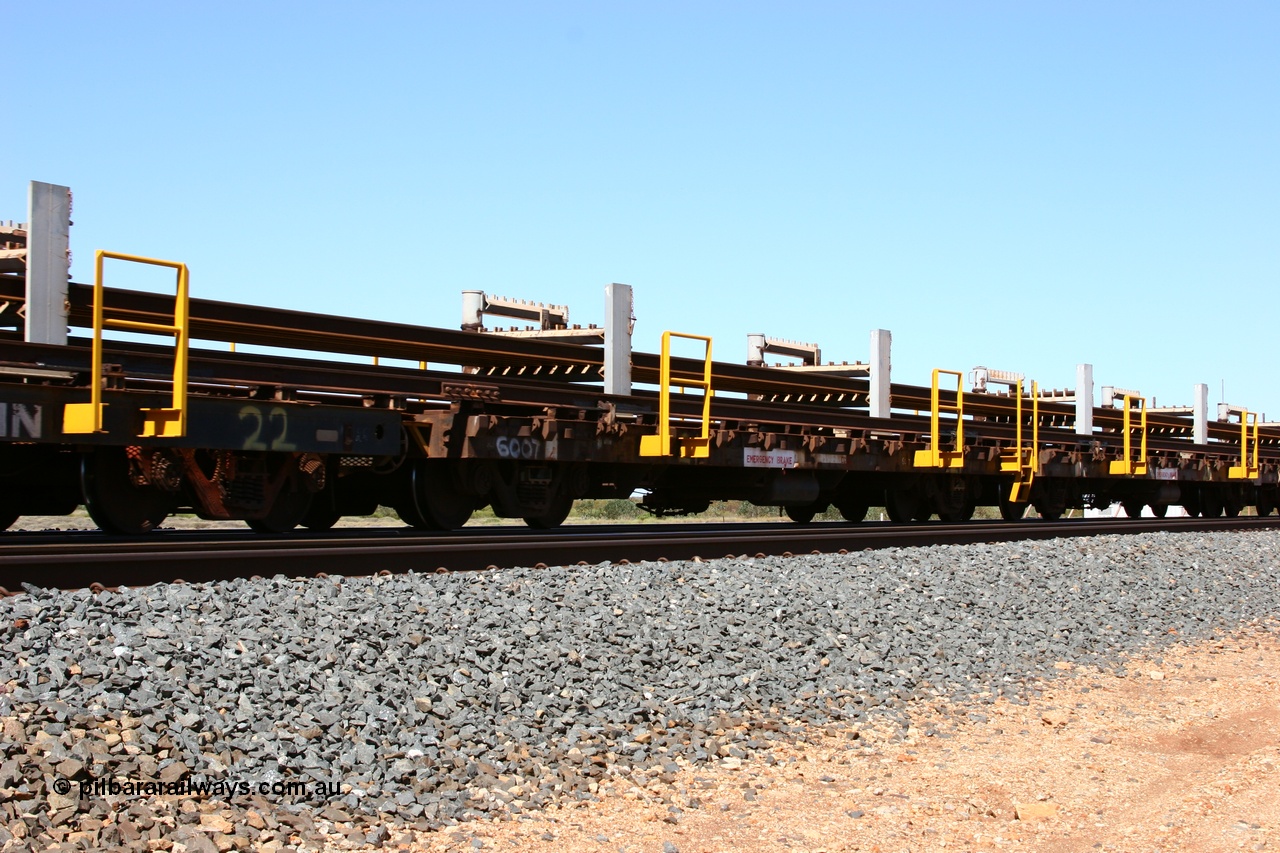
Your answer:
3;516;1277;594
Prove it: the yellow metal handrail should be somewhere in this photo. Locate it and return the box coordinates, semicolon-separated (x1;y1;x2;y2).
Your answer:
639;331;712;459
1228;410;1260;479
63;250;191;437
1000;379;1039;502
914;368;965;468
1108;395;1147;476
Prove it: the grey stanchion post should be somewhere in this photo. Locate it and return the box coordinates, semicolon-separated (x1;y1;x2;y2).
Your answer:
25;181;71;346
1193;383;1208;445
604;283;632;396
1075;364;1094;436
461;290;485;332
869;329;891;419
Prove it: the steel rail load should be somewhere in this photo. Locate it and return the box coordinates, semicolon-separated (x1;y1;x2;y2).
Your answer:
2;181;1278;537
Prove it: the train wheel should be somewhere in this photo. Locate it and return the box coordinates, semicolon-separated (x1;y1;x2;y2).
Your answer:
300;502;342;531
414;462;474;530
246;485;313;534
833;496;869;523
784;504;818;524
396;462;473;530
999;498;1028;521
1201;491;1224;518
884;488;920;523
1034;503;1063;521
82;448;172;535
938;500;975;522
1180;490;1202;517
524;491;572;529
1121;500;1145;519
394;501;433;530
1149;503;1168;518
0;507;18;531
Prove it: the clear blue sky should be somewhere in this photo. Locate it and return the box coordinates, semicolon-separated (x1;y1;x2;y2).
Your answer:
8;3;1278;416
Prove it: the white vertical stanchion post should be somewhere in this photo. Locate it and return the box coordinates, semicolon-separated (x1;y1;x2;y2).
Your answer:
869;329;891;419
1075;363;1094;436
604;283;632;396
1193;383;1208;445
25;181;71;345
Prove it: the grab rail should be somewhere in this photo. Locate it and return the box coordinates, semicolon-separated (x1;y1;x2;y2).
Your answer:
639;331;712;459
63;250;190;437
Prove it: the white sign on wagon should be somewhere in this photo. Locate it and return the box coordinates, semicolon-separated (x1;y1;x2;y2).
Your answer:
743;449;798;469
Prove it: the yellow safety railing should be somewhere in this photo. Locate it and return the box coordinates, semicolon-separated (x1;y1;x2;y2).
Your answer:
999;379;1039;502
63;250;190;437
1228;410;1260;479
914;369;966;469
639;331;712;459
1108;395;1147;476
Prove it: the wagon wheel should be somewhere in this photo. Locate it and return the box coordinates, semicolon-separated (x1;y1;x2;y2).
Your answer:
938;497;975;522
833;495;869;523
246;484;313;534
998;498;1028;521
300;501;342;531
778;502;819;522
523;490;573;530
414;462;474;529
394;500;433;530
396;461;474;530
1034;502;1063;521
884;487;921;523
1121;500;1145;519
81;448;173;535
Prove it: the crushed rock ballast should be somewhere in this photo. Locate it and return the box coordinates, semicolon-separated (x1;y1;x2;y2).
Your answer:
2;530;1279;850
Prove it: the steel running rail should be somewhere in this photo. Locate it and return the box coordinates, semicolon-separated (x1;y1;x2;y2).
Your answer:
4;516;1280;592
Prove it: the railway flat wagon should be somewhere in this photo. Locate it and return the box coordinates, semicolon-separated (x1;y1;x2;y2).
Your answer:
2;182;1277;535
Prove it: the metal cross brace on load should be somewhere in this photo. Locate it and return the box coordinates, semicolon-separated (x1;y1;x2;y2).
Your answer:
458;284;634;393
969;366;1024;393
747;333;870;375
461;291;605;343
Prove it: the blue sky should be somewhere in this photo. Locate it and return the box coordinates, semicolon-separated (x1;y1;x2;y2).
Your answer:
8;3;1278;417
